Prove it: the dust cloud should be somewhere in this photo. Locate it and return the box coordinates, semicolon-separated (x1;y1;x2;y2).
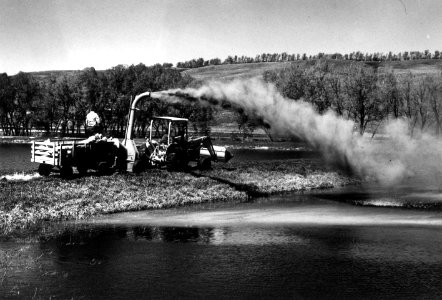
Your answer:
151;78;442;185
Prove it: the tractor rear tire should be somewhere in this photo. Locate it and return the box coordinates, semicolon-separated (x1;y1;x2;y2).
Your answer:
60;165;73;178
132;160;144;174
38;164;52;176
97;162;112;175
199;158;212;170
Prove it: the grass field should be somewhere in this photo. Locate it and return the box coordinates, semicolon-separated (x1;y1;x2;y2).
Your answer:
183;59;442;81
183;62;294;80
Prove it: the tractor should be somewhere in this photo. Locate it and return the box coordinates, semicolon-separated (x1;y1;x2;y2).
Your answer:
136;116;231;171
122;92;232;173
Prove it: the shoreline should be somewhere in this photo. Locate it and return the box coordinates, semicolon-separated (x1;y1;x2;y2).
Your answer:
0;158;358;237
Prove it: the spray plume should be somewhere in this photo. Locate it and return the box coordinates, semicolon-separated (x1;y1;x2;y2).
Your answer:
151;78;442;185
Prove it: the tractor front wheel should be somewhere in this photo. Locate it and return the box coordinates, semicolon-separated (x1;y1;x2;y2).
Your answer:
166;145;188;170
199;158;212;170
132;160;145;174
38;164;52;176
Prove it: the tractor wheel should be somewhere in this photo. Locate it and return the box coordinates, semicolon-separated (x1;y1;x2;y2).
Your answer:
166;157;189;170
60;165;73;178
166;145;189;170
132;160;145;174
199;158;212;170
77;165;88;176
38;164;52;176
97;162;112;175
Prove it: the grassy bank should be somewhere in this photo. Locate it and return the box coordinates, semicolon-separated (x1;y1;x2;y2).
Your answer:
0;159;357;236
206;159;356;195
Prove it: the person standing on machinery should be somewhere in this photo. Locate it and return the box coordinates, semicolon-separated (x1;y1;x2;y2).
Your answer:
85;108;102;136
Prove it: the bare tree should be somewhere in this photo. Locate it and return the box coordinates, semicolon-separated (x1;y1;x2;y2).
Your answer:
304;60;333;113
343;64;382;135
427;75;442;136
11;72;40;135
326;73;347;117
379;70;401;118
413;76;431;132
400;73;419;136
0;73;14;135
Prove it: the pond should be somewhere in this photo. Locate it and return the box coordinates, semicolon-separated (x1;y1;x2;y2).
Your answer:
1;143;442;299
2;192;442;299
0;143;35;174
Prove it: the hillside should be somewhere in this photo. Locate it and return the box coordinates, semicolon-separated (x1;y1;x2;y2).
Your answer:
23;59;442;82
379;59;442;75
183;59;442;137
184;59;442;81
27;69;82;80
183;62;295;81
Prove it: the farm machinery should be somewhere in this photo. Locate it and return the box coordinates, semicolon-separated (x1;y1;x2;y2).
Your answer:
31;135;125;177
123;91;232;172
31;92;232;176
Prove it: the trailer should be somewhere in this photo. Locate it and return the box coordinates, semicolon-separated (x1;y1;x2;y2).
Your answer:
31;137;121;177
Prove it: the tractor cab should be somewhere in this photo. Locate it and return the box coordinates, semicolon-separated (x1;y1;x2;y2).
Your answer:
148;116;188;147
144;116;192;168
142;116;229;170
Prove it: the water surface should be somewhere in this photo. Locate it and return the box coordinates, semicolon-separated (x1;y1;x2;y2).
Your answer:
2;194;442;299
0;143;35;174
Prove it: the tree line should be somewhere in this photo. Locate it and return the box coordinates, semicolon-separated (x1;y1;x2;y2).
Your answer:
177;50;442;69
2;58;442;139
255;60;442;137
0;64;215;137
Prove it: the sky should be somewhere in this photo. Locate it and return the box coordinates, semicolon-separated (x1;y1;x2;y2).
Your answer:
0;0;441;74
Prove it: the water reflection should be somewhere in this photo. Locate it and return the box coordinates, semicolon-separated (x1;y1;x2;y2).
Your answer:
316;183;442;209
50;225;309;246
3;185;442;298
2;221;442;299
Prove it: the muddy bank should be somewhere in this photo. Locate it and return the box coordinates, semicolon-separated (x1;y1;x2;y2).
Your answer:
0;158;357;236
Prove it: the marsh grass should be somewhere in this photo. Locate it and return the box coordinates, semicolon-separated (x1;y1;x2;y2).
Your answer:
0;169;247;235
0;159;357;236
205;159;357;195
